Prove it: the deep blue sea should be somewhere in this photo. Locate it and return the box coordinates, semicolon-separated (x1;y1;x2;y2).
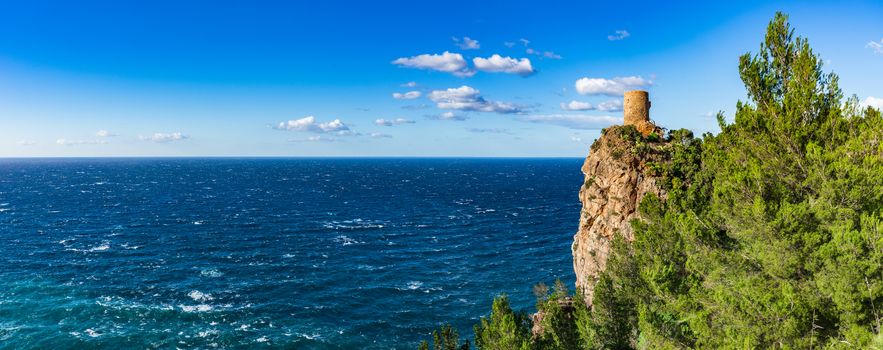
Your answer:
0;158;581;349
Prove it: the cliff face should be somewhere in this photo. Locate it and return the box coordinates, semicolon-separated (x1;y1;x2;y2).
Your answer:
572;125;667;303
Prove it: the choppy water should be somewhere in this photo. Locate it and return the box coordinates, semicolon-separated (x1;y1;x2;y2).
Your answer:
0;158;580;349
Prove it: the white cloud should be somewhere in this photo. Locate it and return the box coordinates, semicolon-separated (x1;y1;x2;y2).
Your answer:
95;130;116;137
275;116;353;135
392;51;475;77
453;36;480;50
867;39;883;55
290;135;339;142
525;48;562;60
518;114;621;130
473;55;535;76
575;76;652;96
427;85;523;114
560;99;621;111
374;118;415;126
571;135;582;142
560;100;594;111
519;38;530;47
608;30;630;41
596;100;623;112
401;81;418;88
392;91;422;100
139;132;188;143
503;41;516;48
370;132;393;138
862;96;883;110
429;111;467;121
18;140;36;146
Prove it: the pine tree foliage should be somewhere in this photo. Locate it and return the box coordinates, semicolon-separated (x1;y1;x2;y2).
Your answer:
473;295;532;350
419;324;471;350
417;12;883;349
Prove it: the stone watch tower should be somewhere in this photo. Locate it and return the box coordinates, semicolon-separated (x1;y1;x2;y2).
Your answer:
622;90;657;135
570;89;667;307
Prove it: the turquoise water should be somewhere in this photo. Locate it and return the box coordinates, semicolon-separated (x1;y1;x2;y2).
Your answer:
0;158;580;349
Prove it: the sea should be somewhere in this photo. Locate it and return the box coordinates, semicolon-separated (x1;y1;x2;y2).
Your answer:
0;158;581;349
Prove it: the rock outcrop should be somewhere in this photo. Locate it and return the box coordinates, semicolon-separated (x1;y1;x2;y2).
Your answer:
572;90;667;304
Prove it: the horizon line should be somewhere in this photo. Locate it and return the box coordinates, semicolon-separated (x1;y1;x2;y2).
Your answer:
0;155;586;159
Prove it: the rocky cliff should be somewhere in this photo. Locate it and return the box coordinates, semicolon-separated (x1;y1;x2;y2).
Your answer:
572;123;668;304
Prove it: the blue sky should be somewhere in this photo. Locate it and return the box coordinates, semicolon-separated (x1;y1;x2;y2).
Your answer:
1;0;882;157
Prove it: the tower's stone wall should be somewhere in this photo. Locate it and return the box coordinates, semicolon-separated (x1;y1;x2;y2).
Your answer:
623;90;650;126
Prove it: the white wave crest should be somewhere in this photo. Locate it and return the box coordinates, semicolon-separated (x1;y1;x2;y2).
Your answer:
188;290;214;302
200;269;223;278
179;304;214;313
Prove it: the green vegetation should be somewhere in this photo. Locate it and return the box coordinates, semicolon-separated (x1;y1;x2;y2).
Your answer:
418;324;470;350
419;12;883;349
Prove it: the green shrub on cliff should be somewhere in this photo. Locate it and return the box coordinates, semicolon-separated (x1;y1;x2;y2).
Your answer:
418;11;883;349
419;324;470;350
532;280;582;349
472;295;532;350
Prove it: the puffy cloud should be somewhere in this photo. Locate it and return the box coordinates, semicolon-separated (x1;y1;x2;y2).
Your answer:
575;76;652;96
560;100;594;111
370;132;393;138
96;130;114;137
862;96;883;110
596;99;624;112
473;55;535;76
17;140;36;146
392;51;475;77
503;41;516;48
139;132;188;143
453;36;480;50
427;86;523;114
608;30;630;41
559;99;622;111
867;39;883;55
428;111;467;121
518;114;620;130
275;116;353;135
401;81;418;88
392;91;422;100
519;38;530;47
374;118;415;126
